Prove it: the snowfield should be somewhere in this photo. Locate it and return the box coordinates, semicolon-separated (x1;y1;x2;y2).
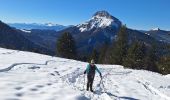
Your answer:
0;48;170;100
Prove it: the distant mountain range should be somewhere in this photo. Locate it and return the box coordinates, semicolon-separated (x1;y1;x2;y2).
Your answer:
142;28;170;43
0;21;54;55
19;29;60;52
0;11;170;56
8;23;69;31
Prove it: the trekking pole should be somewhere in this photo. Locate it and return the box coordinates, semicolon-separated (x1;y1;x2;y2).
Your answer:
101;78;106;92
83;74;85;90
100;75;107;93
99;76;103;90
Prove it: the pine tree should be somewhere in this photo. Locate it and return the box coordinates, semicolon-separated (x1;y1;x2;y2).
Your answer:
143;45;159;72
90;49;99;63
98;42;109;64
110;25;128;64
56;32;76;59
157;45;170;74
158;56;170;75
123;41;146;69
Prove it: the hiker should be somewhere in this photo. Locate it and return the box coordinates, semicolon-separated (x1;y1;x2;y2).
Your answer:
84;59;102;92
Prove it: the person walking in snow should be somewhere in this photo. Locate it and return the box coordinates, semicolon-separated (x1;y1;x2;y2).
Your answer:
84;59;102;92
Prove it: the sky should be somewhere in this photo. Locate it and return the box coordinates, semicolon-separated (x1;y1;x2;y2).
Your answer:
0;0;170;30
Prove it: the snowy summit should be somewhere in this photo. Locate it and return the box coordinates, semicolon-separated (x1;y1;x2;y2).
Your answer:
151;27;160;31
77;11;122;32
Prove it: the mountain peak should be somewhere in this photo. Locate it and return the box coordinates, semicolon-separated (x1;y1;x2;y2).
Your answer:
77;11;122;32
93;11;112;18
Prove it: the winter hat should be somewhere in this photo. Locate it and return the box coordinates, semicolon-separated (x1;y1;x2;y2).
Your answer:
91;59;95;64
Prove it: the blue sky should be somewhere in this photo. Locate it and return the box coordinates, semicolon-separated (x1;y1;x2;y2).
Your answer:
0;0;170;30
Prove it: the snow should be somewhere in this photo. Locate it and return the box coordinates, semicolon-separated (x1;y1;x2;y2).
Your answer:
145;33;150;35
92;15;113;27
151;27;160;31
165;74;170;78
77;12;120;32
77;16;114;32
0;47;170;100
20;29;31;33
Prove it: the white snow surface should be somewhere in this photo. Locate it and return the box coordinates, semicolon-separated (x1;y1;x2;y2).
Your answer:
145;33;150;36
0;48;170;100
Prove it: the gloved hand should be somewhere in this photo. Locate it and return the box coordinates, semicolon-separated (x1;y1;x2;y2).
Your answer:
84;71;86;74
100;73;102;78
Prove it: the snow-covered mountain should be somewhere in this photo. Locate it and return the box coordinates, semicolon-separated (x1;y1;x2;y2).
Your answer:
56;11;165;56
0;47;170;100
77;11;121;32
56;11;123;55
143;28;170;43
1;11;169;57
8;23;68;31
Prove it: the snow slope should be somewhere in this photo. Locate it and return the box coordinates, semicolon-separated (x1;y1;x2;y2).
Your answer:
0;48;170;100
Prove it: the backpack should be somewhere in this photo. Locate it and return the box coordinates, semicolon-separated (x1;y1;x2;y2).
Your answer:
88;64;96;75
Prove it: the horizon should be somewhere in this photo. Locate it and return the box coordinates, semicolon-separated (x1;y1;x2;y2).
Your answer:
0;0;170;30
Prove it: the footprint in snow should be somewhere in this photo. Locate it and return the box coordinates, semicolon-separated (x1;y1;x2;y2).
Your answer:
50;73;55;76
61;69;67;72
159;86;164;88
14;87;23;90
54;71;60;75
36;85;44;88
47;83;53;86
15;92;24;97
30;88;38;91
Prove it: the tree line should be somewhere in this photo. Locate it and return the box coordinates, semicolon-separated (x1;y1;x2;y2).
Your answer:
56;26;170;75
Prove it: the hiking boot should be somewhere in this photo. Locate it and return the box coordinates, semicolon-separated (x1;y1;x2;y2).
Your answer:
90;89;93;92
